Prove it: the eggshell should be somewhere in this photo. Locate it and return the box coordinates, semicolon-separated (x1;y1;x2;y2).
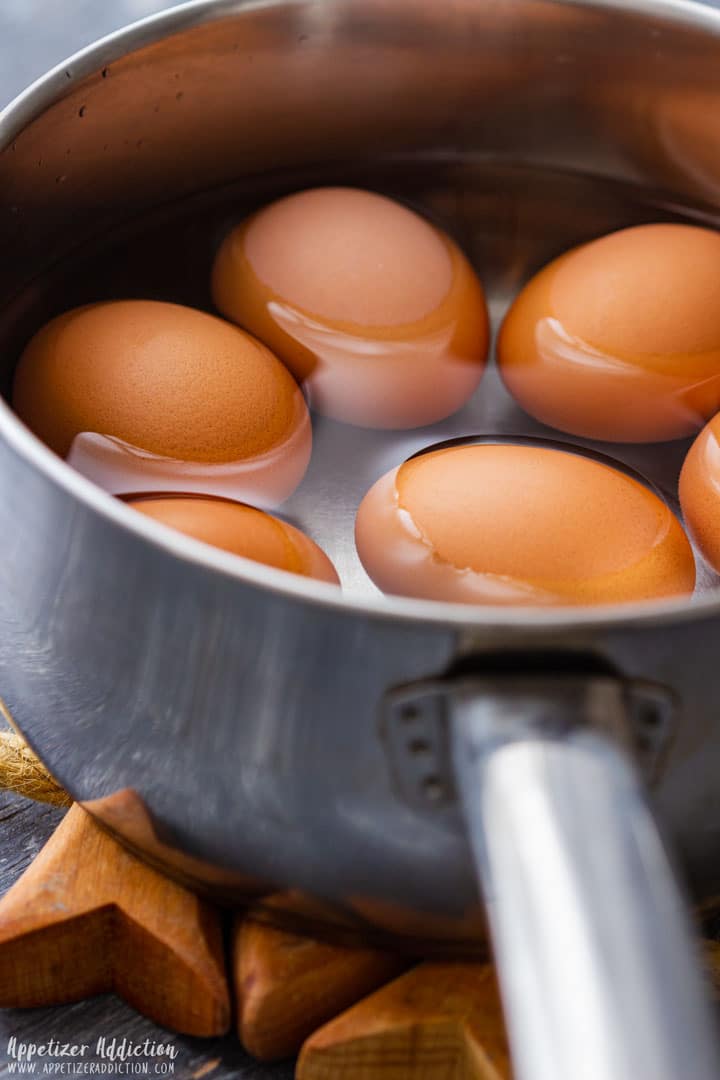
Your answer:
211;187;489;428
128;495;339;585
355;443;695;606
498;223;720;442
12;300;311;503
679;412;720;573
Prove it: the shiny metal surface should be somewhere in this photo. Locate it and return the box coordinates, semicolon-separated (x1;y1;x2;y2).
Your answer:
0;1;178;105
0;0;719;1001
453;678;720;1080
0;0;718;902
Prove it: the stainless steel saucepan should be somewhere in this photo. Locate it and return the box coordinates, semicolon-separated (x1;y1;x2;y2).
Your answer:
2;0;720;1076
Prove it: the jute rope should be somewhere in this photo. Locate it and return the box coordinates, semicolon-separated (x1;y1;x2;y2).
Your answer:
0;699;71;807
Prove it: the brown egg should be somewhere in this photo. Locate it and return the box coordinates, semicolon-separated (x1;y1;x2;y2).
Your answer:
498;224;720;443
355;443;695;606
211;187;489;428
679;412;720;573
128;495;339;585
12;300;311;504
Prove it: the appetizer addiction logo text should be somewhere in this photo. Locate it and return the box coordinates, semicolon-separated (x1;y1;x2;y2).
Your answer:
5;1036;178;1074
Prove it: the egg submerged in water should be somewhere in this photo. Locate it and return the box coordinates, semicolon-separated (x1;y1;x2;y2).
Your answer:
211;186;489;429
355;443;695;606
498;223;720;443
12;299;311;506
127;494;340;585
679;412;720;574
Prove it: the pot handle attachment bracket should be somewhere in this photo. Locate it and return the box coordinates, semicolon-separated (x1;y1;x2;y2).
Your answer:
384;674;720;1080
382;674;673;812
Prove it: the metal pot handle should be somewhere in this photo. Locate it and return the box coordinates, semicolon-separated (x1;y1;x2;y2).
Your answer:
449;676;720;1080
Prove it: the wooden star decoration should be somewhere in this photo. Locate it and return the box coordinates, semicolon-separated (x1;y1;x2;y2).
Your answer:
297;961;512;1080
0;803;230;1036
234;891;408;1060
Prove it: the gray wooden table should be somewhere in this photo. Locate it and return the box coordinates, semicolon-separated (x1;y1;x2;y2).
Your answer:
0;5;291;1076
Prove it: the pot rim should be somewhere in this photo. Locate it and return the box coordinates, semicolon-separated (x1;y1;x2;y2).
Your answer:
2;0;720;636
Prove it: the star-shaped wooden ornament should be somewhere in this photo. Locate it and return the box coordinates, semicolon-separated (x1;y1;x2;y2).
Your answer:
0;803;230;1036
297;961;512;1080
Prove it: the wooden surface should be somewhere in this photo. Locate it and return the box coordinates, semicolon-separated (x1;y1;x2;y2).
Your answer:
297;962;511;1080
235;893;408;1061
0;804;230;1035
0;788;292;1080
